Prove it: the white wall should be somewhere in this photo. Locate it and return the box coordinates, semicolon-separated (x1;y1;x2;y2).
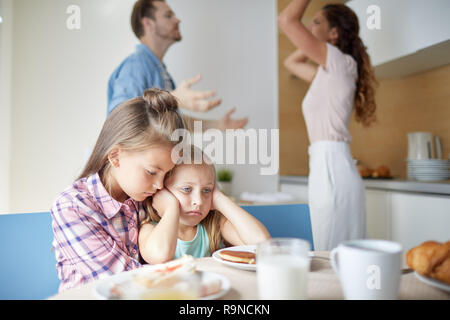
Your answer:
0;0;13;213
8;0;139;213
3;0;278;214
166;0;279;198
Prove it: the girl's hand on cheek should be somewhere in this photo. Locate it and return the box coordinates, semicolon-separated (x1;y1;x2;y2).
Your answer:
152;188;180;218
212;187;226;211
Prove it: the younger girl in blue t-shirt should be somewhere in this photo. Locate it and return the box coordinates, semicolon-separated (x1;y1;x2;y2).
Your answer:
138;147;271;264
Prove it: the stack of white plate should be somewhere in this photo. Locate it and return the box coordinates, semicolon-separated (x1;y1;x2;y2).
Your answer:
407;159;450;181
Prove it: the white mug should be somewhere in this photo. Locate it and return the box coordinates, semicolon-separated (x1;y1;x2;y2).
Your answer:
330;239;402;300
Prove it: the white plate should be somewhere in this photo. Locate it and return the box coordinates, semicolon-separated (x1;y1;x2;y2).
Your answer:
410;171;449;173
410;168;450;170
213;245;315;271
413;178;450;180
409;171;449;174
213;245;258;271
411;175;450;178
414;272;450;293
410;170;449;172
407;160;449;162
411;174;449;180
413;173;449;176
409;172;449;175
198;272;230;300
409;168;449;170
408;162;449;163
408;167;449;170
408;165;449;167
408;165;449;168
407;160;449;163
410;175;450;178
407;163;449;165
93;266;230;300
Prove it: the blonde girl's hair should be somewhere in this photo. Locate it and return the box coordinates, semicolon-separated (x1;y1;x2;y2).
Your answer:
141;145;227;255
78;88;186;199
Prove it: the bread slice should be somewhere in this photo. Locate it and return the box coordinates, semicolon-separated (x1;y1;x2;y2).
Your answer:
218;250;256;264
134;255;196;288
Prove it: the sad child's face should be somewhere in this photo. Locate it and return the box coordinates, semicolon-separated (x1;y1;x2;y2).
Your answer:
110;145;175;203
164;163;216;227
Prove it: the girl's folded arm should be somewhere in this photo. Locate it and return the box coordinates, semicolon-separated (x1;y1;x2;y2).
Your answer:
215;192;271;246
219;216;245;247
138;207;179;264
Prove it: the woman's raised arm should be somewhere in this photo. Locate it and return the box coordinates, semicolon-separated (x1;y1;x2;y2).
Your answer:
278;0;327;68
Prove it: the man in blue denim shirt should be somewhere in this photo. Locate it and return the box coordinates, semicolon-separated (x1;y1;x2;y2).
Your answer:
108;0;248;130
107;42;177;115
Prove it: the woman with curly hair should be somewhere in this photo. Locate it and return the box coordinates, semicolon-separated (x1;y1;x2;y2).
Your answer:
279;0;378;250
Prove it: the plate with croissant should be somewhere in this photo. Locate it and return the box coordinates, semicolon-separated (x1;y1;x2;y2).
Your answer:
406;240;450;292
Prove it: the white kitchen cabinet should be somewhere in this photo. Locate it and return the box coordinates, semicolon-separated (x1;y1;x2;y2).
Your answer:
365;189;390;240
280;178;450;254
390;192;450;252
347;0;450;77
281;183;391;239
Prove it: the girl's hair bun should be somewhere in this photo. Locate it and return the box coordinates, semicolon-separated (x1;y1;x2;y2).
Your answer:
142;88;179;113
78;87;186;182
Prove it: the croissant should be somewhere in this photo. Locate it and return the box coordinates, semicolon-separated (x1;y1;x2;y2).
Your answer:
406;240;450;284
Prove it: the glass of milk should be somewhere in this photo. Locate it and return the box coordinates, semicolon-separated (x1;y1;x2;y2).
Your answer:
256;238;311;300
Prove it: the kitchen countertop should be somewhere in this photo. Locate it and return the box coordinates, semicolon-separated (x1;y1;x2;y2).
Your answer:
280;175;450;196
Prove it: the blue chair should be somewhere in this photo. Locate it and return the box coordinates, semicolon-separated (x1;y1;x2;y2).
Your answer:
241;204;314;250
0;212;60;299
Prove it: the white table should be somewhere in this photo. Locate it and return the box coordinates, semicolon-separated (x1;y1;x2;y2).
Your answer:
49;252;449;300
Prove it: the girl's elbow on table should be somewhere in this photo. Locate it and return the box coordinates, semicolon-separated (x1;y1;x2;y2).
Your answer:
140;246;174;265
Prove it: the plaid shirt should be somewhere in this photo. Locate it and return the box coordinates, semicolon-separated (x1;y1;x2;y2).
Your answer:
51;173;147;292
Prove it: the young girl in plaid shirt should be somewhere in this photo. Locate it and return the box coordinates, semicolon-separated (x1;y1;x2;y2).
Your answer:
50;89;185;292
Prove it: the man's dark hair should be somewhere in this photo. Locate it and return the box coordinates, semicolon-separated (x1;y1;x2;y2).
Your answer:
131;0;164;39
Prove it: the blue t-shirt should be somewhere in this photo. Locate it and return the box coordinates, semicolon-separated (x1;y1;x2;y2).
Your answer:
146;221;212;259
107;44;176;115
175;224;211;259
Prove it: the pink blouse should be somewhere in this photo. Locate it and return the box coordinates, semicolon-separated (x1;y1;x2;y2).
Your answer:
302;43;358;144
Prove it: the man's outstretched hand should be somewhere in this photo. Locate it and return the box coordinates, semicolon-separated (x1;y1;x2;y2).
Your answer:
216;107;249;130
172;74;222;112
